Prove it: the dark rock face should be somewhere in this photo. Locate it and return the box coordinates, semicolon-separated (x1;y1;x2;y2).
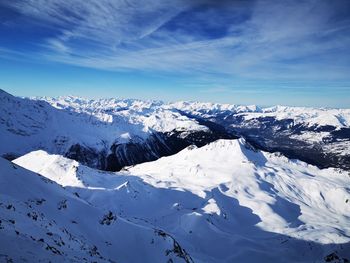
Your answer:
65;123;237;172
2;88;348;171
324;252;349;262
105;134;169;171
328;128;350;142
65;144;107;170
63;110;350;171
2;153;19;161
198;114;350;170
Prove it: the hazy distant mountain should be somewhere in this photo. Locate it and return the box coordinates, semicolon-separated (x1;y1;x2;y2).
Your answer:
1;89;350;262
1;89;349;170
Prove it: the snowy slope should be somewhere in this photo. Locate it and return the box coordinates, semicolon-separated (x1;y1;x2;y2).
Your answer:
39;95;208;133
0;89;207;156
1;89;350;171
0;90;147;156
0;157;193;262
38;94;350;136
128;139;350;241
40;96;350;130
168;100;350;170
0;89;212;170
35;95;350;169
169;101;350;129
13;139;350;262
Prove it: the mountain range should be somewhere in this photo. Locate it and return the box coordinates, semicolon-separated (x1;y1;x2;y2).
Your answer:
1;89;349;171
1;89;350;262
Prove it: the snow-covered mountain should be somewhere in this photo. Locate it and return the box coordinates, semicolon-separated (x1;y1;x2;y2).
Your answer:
0;156;193;262
1;88;350;261
0;89;234;171
170;101;350;128
8;139;350;262
1;89;349;171
170;101;350;170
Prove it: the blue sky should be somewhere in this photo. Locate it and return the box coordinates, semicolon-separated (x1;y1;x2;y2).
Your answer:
0;0;349;107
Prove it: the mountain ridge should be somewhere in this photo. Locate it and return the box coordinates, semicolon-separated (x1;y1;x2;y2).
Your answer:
0;156;193;262
1;89;349;171
10;138;350;262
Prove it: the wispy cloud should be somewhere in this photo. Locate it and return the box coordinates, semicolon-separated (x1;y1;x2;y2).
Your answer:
2;0;350;83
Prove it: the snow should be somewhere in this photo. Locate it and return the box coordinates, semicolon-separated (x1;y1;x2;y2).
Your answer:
0;156;194;262
1;89;349;164
14;150;84;187
12;138;350;262
0;92;144;157
247;105;350;129
38;94;350;131
290;131;330;142
0;90;211;159
141;108;209;133
1;88;350;261
170;101;350;129
40;95;207;133
127;139;350;259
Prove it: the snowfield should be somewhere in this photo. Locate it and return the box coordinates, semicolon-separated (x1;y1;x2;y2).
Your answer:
168;101;350;129
0;157;193;262
0;90;207;159
8;139;350;262
1;89;350;171
1;89;350;261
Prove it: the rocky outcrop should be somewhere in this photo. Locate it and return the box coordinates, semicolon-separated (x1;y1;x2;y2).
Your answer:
65;126;237;171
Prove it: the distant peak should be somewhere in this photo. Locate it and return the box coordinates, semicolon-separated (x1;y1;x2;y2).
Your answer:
0;89;13;98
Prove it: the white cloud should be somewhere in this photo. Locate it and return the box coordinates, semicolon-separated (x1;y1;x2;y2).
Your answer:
3;0;350;82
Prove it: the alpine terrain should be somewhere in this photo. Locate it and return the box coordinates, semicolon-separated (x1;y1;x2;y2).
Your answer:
1;90;350;262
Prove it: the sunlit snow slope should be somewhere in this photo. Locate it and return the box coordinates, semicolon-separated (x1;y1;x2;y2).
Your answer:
1;89;349;171
12;139;350;262
0;157;193;262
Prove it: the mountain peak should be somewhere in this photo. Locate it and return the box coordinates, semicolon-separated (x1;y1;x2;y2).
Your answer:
181;138;264;165
0;88;14;99
14;150;83;187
